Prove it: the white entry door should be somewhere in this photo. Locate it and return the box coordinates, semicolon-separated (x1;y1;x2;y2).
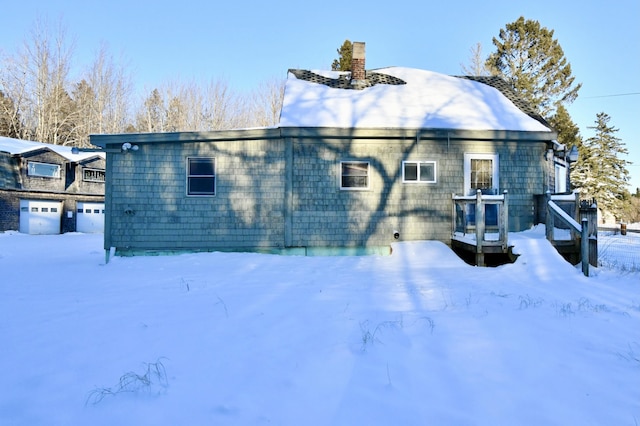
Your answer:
76;202;105;233
19;199;63;234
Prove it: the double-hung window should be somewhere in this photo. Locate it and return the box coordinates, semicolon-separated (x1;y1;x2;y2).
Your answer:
187;157;216;196
340;161;369;190
402;161;436;183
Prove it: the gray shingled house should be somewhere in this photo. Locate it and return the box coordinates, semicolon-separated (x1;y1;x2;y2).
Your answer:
91;43;572;261
0;137;106;234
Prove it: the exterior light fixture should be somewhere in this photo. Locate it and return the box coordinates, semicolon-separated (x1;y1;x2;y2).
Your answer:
121;142;139;152
566;145;579;163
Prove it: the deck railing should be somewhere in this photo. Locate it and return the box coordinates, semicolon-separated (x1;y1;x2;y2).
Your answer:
452;190;509;265
544;191;597;276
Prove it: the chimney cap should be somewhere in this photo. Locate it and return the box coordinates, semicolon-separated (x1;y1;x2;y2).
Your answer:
352;41;365;59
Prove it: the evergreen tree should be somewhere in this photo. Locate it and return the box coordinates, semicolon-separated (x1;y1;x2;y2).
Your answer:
571;112;631;220
136;89;165;132
548;104;582;154
45;84;77;145
0;90;22;138
485;17;581;118
331;40;353;71
72;79;98;147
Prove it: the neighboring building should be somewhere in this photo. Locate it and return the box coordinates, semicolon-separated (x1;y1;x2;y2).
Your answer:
0;137;106;234
91;43;569;258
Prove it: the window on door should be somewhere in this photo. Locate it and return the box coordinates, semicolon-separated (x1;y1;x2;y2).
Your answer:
464;153;498;195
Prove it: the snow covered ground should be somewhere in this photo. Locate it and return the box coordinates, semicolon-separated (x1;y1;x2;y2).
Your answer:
0;226;638;425
599;230;640;271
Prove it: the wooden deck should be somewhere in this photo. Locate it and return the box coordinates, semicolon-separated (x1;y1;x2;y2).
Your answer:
451;190;511;266
451;190;597;274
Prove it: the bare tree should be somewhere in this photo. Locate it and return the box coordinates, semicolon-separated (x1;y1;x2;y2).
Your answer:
22;18;75;144
249;77;285;127
0;19;76;144
1;19;284;140
202;79;240;130
134;78;243;133
460;42;492;76
78;44;133;142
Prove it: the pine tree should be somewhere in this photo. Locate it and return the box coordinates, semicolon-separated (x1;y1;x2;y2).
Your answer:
45;84;77;145
485;17;581;118
571;112;631;220
136;89;165;132
331;40;353;71
548;104;582;153
0;90;22;138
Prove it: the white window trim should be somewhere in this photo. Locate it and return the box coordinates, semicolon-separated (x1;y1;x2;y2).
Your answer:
27;161;61;178
402;160;437;184
554;160;568;193
463;153;499;195
186;157;216;196
340;160;370;191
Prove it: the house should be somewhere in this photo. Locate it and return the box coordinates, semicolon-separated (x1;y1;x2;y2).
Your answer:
0;137;106;234
91;42;571;261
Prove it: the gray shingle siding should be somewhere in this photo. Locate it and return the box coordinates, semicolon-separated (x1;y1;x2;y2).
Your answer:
97;130;549;253
106;139;286;251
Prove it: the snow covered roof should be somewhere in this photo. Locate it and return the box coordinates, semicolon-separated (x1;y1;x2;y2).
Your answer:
0;136;105;162
279;67;553;133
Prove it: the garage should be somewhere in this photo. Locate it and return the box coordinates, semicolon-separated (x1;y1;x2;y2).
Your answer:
19;199;63;235
76;202;105;233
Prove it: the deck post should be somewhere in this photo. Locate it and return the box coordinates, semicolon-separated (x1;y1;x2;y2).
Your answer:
545;191;553;241
451;193;456;236
502;190;509;246
475;189;485;266
581;217;589;276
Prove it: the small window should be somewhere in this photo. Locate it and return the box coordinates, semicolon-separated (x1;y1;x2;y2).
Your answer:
31;207;38;212
93;209;100;214
21;207;28;212
27;162;60;178
83;168;105;183
85;209;91;213
41;207;49;213
470;159;493;190
77;208;83;214
51;208;58;213
340;161;369;190
402;161;436;183
187;157;216;196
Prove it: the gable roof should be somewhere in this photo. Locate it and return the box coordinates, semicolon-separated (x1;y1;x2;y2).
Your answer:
0;136;105;162
279;67;553;133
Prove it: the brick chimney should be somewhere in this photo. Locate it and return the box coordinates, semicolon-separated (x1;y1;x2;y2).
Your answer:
351;42;366;87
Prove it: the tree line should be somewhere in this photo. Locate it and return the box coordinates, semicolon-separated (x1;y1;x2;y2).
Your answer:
0;19;284;148
2;18;637;222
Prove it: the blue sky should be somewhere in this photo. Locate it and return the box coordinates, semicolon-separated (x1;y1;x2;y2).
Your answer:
3;0;639;190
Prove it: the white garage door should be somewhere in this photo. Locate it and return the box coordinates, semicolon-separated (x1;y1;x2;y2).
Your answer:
76;202;105;233
19;199;63;235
